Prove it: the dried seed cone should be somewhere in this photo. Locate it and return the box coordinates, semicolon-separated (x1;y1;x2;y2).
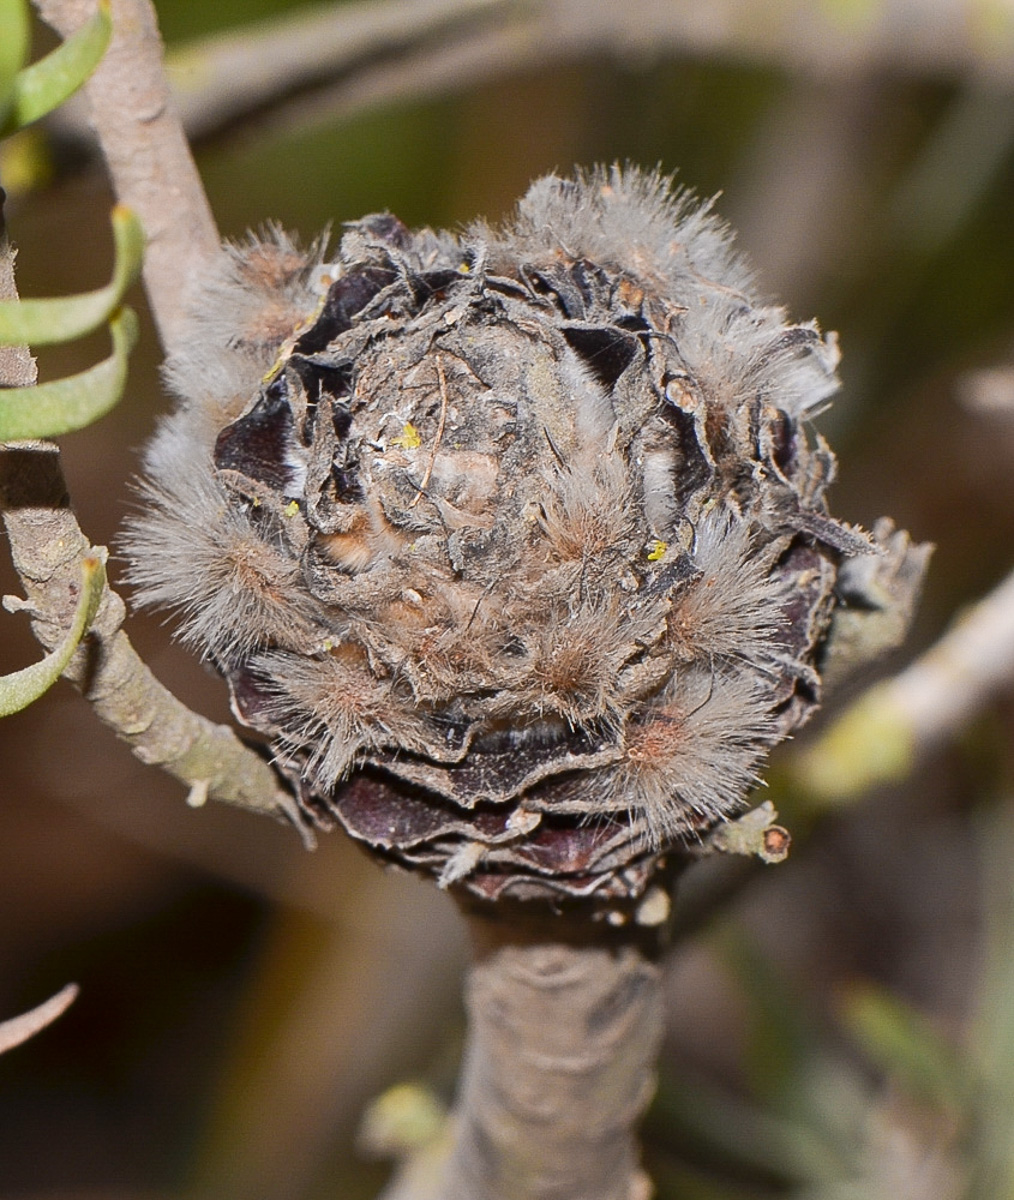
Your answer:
125;167;924;907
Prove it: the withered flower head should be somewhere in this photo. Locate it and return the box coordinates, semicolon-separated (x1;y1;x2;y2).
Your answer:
124;167;926;908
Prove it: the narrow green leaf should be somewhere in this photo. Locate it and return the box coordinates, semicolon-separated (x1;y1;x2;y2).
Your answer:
2;0;111;134
0;206;144;345
0;305;138;439
721;928;869;1179
0;552;105;717
0;0;30;128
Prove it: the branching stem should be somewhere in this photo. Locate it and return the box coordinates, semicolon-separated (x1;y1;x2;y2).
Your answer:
0;222;298;830
0;439;302;827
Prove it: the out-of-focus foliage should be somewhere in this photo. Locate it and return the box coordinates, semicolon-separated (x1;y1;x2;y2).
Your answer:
646;803;1014;1200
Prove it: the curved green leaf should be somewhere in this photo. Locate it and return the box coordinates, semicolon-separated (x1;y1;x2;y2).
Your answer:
2;0;111;135
0;305;138;439
0;206;144;345
0;552;105;717
0;0;31;129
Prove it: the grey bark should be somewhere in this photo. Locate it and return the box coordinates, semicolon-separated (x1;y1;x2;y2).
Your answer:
0;438;302;826
382;913;664;1200
32;0;221;354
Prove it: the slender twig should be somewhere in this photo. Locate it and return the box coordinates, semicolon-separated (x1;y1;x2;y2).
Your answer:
212;14;542;151
0;440;303;829
165;0;513;139
798;566;1014;801
31;0;221;354
1;229;299;831
0;983;78;1054
4;8;298;825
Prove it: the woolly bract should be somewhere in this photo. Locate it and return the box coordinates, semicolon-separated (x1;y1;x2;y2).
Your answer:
124;166;923;906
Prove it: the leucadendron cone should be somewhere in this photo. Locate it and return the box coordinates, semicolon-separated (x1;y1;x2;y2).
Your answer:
125;166;929;915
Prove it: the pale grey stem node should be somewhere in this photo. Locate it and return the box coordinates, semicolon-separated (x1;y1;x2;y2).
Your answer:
705;800;791;864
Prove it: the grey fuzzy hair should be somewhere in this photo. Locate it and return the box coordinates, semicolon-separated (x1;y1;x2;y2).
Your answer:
482;165;840;421
135;167;839;514
253;649;432;791
487;165;755;296
608;664;776;846
124;466;325;662
667;509;790;669
161;227;329;453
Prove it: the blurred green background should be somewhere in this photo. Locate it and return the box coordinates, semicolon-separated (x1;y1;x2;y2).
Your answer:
3;1;1014;1196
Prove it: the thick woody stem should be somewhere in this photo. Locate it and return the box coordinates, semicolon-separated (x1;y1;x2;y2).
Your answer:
31;0;221;353
383;910;665;1200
